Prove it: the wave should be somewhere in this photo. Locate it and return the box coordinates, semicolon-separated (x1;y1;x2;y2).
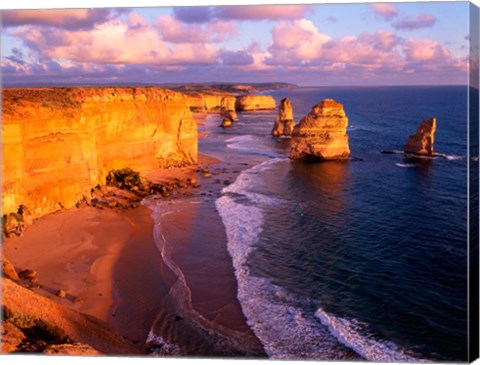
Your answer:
315;308;428;362
215;159;359;360
216;158;429;361
143;198;262;356
445;155;464;161
225;135;284;158
395;163;418;168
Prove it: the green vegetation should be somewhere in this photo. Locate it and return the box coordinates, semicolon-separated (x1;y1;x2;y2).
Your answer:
106;168;142;190
2;306;70;348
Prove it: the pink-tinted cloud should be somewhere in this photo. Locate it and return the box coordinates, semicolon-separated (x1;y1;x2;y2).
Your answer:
321;30;403;66
403;39;450;61
214;5;313;21
392;14;437;30
371;3;399;20
1;9;127;30
267;19;331;65
171;5;312;23
155;16;236;43
13;15;219;66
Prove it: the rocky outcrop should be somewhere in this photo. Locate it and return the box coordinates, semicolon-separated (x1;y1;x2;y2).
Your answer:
290;99;350;160
272;98;295;137
1;279;140;355
2;87;198;219
404;117;437;156
220;96;238;122
186;92;232;113
235;95;276;111
2;258;19;282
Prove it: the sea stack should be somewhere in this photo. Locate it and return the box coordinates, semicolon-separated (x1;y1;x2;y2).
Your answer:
235;95;276;111
272;98;295;137
220;96;238;122
289;99;350;160
404;117;436;156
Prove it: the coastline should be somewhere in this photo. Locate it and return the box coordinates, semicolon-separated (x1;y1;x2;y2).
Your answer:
2;148;265;356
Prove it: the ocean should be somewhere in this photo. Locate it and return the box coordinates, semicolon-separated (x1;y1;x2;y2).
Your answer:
154;86;470;361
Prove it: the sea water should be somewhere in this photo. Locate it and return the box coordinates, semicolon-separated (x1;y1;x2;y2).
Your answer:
214;86;469;361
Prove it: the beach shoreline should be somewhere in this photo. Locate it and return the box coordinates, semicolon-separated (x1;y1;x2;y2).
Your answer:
2;147;265;356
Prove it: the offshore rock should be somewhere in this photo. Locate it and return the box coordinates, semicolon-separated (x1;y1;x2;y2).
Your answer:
220;118;232;128
290;99;350;160
220;96;238;122
272;97;295;137
235;95;276;111
404;117;437;156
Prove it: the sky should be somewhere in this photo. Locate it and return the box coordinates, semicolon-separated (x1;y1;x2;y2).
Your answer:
0;2;473;87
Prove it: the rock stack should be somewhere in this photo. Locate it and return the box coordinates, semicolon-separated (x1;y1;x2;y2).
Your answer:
290;99;350;160
220;96;237;128
404;117;436;156
235;95;276;111
272;98;295;137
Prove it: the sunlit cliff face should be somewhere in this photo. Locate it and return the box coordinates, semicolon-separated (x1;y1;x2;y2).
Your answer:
1;87;198;218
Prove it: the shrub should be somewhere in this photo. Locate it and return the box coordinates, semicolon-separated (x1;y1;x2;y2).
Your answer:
106;168;141;190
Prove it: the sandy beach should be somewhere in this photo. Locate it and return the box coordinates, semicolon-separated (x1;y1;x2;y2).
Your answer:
2;151;264;356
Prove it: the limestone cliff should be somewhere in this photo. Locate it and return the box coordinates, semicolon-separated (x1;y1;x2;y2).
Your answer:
220;96;238;122
272;97;295;137
404;117;436;156
290;99;350;160
235;95;276;111
2;87;198;218
186;92;233;113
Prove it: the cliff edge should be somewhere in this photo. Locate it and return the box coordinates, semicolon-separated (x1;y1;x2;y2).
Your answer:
2;87;198;218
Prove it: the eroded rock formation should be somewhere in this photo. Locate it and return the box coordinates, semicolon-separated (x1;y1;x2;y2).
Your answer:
220;96;238;122
2;87;198;218
404;117;437;156
186;93;232;113
272;98;295;137
290;99;350;160
235;95;276;111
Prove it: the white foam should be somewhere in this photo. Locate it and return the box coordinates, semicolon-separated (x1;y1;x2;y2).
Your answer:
215;159;356;360
146;331;183;356
216;158;429;361
225;135;284;158
395;163;418;168
315;308;428;362
445;155;464;161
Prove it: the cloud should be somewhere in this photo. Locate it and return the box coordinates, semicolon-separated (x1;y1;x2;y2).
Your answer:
213;5;312;21
1;9;128;30
402;38;449;61
392;13;437;30
218;49;254;65
266;19;331;65
155;16;236;43
172;7;213;24
171;5;312;23
371;3;399;20
321;30;403;65
327;16;338;23
13;15;219;66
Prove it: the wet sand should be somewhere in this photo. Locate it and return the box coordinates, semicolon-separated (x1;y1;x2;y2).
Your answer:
3;152;265;356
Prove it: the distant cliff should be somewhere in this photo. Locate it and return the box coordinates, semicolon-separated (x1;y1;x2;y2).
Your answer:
2;87;198;218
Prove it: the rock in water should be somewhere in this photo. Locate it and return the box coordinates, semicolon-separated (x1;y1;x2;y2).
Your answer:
272;98;295;137
404;117;436;156
290;99;350;160
235;95;276;111
220;96;238;122
220;118;232;128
